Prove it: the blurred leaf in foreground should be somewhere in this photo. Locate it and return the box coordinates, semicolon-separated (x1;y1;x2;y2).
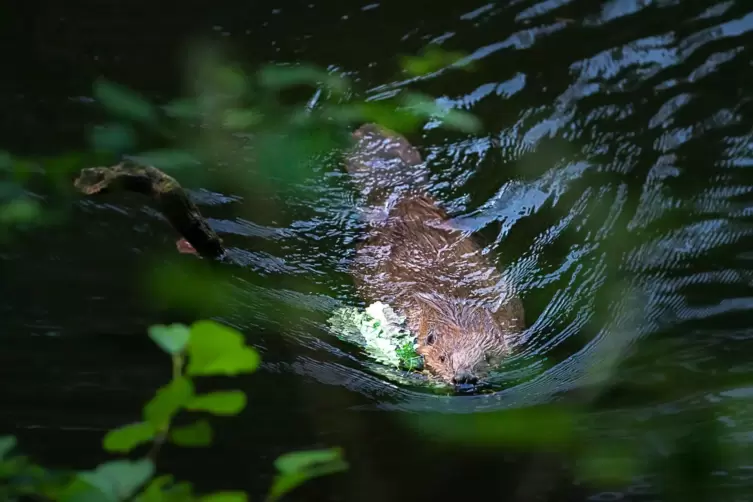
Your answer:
354;101;423;134
201;492;248;502
145;259;236;317
169;419;213;447
148;323;191;355
186;320;260;377
0;199;42;226
258;64;350;95
129;149;202;172
401;93;481;133
77;459;155;502
103;422;156;454
252;124;350;189
267;448;348;502
186;391;247;416
404;405;578;449
576;441;640;487
400;45;470;77
135;475;176;502
90;123;137;154
0;436;16;460
93;78;159;125
144;377;195;428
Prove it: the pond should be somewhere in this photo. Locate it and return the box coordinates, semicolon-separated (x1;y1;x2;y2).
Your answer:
2;0;753;501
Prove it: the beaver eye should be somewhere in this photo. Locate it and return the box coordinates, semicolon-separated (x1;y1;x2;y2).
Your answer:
438;355;446;363
426;333;436;345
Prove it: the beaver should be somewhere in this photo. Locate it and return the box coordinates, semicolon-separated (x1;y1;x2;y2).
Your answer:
345;123;525;388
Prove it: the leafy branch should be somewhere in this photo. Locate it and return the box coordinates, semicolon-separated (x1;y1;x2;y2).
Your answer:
0;321;347;502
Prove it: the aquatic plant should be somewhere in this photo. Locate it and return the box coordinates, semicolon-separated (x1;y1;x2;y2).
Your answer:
328;302;423;371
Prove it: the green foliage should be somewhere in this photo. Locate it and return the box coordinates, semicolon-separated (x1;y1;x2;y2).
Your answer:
169;420;213;448
399;45;471;77
0;320;345;501
186;321;260;376
258;64;349;95
93;78;159;125
401;93;480;133
406;405;577;448
267;448;349;502
103;423;156;454
145;260;236;318
148;324;191;355
0;198;41;225
77;459;156;502
91;123;138;154
200;492;248;502
185;391;247;416
143;377;195;430
130;150;202;172
0;436;16;459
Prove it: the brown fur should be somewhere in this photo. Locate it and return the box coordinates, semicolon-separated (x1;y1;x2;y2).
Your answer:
346;123;525;386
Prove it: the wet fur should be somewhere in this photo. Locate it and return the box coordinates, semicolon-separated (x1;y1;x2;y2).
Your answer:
345;124;525;385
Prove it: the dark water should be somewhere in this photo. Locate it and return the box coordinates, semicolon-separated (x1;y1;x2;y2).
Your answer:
3;0;753;500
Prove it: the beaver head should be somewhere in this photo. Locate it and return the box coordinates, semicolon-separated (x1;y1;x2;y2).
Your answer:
411;294;512;388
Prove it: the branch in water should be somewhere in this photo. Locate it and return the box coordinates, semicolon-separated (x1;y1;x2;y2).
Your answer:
74;161;225;259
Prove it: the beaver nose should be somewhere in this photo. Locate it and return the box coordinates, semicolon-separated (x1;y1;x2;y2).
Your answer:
452;370;478;386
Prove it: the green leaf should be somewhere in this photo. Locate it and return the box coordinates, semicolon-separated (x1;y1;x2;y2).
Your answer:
267;448;348;502
136;476;197;502
399;46;469;77
169;420;213;447
211;65;248;98
90;123;137;154
200;491;248;502
401;93;481;133
186;320;260;377
439;109;482;133
143;377;194;428
77;459;155;502
130;149;201;171
59;476;112;502
274;448;345;474
148;324;191;355
103;422;156;454
185;391;247;416
0;436;16;460
356;102;423;134
222;109;262;130
258;64;349;94
161;481;195;502
0;198;42;225
93;79;158;124
252;125;349;188
135;475;173;502
163;99;202;120
407;405;577;448
146;261;235;317
0;455;29;478
0;151;11;171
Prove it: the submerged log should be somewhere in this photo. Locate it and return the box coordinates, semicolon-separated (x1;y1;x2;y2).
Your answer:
74;161;225;259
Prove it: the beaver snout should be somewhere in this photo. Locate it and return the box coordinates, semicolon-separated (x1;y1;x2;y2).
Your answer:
452;369;478;386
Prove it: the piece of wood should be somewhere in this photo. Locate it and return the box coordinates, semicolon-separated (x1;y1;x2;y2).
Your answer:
74;161;225;259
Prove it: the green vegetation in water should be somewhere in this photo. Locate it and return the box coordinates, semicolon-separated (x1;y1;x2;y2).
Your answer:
0;320;347;502
328;302;423;372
